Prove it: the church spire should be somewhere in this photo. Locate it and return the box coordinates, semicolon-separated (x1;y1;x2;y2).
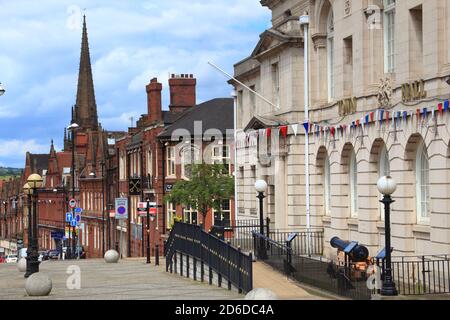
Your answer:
75;15;98;130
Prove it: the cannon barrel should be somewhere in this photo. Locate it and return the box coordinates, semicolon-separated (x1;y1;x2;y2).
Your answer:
330;237;369;261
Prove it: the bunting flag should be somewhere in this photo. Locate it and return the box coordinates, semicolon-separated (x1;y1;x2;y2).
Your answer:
280;126;288;139
303;122;309;134
291;124;299;136
249;100;450;144
330;126;335;139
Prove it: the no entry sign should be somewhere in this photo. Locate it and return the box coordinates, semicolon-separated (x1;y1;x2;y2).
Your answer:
115;198;128;220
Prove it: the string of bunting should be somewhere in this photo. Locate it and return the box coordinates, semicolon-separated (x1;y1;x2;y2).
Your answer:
237;100;449;148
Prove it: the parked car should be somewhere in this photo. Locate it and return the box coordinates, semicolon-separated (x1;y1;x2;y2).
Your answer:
38;251;49;262
5;255;18;263
47;250;60;260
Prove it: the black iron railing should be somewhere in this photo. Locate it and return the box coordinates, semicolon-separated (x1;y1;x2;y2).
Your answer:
165;222;253;294
224;218;269;252
375;255;450;295
252;231;372;300
268;229;324;256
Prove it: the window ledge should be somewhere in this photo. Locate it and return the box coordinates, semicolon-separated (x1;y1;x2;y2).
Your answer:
322;216;331;224
348;218;359;227
412;224;431;235
376;221;385;230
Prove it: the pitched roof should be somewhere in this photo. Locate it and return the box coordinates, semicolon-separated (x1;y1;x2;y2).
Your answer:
29;154;50;175
158;98;234;140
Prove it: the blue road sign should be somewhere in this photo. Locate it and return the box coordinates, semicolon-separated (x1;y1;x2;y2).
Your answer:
70;219;77;227
66;213;73;222
76;214;81;222
74;207;83;214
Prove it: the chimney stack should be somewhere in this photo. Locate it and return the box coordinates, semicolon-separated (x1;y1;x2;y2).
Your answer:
169;74;196;113
146;78;163;123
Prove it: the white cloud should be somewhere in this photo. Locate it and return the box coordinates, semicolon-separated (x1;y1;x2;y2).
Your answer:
0;139;49;157
0;0;270;166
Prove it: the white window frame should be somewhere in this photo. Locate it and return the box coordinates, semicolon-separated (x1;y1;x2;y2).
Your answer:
181;145;200;180
415;141;430;224
119;153;126;180
324;155;331;216
383;0;396;73
167;202;176;229
146;149;153;176
183;206;198;225
327;10;335;101
166;147;176;178
349;151;358;218
212;200;231;227
378;145;390;221
212;145;230;174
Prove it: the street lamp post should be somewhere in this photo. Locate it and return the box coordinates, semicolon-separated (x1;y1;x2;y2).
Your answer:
23;183;32;272
377;175;398;296
14;196;18;239
68;123;79;259
100;161;106;256
24;174;43;278
146;197;151;264
2;201;7;239
255;180;268;260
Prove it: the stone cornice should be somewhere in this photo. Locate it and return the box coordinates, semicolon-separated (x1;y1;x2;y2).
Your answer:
260;0;283;9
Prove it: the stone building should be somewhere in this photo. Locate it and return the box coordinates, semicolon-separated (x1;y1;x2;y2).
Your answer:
232;0;450;258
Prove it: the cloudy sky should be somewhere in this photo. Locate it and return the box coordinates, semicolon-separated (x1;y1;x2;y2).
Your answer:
0;0;270;168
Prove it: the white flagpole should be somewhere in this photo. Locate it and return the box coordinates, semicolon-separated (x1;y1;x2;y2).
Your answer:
300;12;312;257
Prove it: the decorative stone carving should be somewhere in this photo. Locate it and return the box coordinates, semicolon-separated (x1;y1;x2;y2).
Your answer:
312;33;327;49
345;0;351;16
377;78;393;108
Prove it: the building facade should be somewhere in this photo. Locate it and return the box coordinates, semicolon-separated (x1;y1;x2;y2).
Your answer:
233;0;450;258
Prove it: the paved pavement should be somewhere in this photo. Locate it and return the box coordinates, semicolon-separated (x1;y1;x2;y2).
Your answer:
0;258;243;300
252;262;330;300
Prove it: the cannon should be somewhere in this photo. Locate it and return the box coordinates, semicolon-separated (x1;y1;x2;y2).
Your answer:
328;237;372;283
330;237;369;262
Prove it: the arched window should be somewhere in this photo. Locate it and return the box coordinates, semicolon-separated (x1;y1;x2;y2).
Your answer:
416;141;430;223
327;10;335;101
324;155;331;215
349;150;358;217
378;145;390;220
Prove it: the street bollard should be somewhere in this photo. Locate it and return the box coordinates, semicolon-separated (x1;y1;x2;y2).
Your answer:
155;244;159;266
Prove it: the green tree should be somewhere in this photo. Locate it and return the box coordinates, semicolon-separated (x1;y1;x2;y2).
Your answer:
165;163;234;230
